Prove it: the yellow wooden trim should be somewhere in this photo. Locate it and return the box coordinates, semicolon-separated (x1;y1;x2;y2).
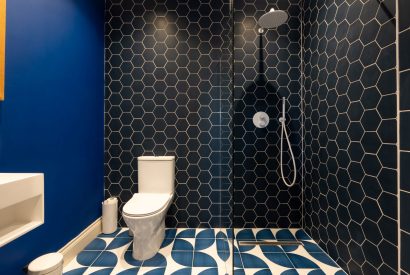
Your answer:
0;0;6;101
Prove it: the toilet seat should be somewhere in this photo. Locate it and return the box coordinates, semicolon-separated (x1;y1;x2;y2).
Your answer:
123;193;172;217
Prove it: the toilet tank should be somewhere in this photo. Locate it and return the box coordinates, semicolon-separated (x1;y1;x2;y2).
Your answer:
138;156;175;194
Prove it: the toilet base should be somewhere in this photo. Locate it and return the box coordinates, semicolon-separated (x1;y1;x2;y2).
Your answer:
123;212;168;261
122;192;173;261
131;221;165;260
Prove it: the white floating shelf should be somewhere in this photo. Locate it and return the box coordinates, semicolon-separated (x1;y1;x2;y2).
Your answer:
0;173;44;247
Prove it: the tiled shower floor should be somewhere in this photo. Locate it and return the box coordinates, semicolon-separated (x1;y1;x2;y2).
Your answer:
233;228;347;275
63;228;346;275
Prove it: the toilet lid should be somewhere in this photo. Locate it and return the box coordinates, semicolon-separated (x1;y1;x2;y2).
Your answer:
123;193;172;217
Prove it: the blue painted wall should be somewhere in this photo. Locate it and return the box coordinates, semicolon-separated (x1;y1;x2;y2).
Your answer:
0;0;104;273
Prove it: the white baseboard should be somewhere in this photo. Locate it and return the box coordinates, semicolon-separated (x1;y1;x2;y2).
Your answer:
58;218;102;266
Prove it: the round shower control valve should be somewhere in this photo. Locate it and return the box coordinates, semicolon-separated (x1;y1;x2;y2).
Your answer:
253;112;270;128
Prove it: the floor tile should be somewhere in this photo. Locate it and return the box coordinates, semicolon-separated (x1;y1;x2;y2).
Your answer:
84;267;113;275
225;229;233;239
240;253;270;269
168;267;192;274
273;229;297;241
215;229;229;239
173;238;195;251
63;267;89;275
176;228;196;238
253;229;276;240
63;259;89;275
116;229;133;239
97;228;122;238
191;267;225;274
236;229;256;241
195;238;216;250
165;228;177;239
83;238;108;251
76;251;103;266
233;252;244;268
216;237;230;252
286;253;319;269
234;268;245;275
169;251;194;267
196;228;216;239
285;245;341;273
193;251;219;267
138;266;166;274
63;228;343;275
262;253;294;269
161;238;175;249
111;255;141;274
142;253;167;267
123;251;143;267
92;251;118;267
114;267;140;275
291;229;313;240
106;237;132;250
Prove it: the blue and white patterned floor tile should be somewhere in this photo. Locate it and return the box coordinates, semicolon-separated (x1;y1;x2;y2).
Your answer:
234;228;348;275
64;228;346;275
64;228;231;275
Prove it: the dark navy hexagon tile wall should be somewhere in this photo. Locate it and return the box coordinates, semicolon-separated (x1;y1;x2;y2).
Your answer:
233;0;303;228
302;1;398;274
103;0;409;274
104;0;232;228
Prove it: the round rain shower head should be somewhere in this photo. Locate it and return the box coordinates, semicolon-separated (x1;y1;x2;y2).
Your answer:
258;8;288;28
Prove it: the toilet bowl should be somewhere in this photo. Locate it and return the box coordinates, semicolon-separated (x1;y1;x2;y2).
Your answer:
122;156;175;261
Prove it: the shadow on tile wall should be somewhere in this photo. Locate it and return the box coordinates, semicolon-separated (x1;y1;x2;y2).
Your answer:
302;1;398;274
233;0;303;228
104;0;232;227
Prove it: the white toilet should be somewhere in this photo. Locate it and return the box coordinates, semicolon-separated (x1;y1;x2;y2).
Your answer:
122;156;175;261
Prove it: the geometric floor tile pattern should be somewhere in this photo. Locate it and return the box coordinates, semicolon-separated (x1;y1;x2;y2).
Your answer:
63;228;231;275
64;228;346;275
234;229;347;275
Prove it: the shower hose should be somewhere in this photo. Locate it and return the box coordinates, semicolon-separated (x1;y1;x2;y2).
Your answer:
279;97;297;187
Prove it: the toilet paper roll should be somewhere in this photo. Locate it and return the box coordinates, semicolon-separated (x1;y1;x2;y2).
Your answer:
102;197;118;234
104;197;117;205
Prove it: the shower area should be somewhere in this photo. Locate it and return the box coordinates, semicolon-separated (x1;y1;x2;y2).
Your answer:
103;0;401;274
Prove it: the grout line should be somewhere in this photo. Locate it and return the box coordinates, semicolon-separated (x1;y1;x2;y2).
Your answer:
88;251;104;269
399;26;410;34
281;248;298;270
